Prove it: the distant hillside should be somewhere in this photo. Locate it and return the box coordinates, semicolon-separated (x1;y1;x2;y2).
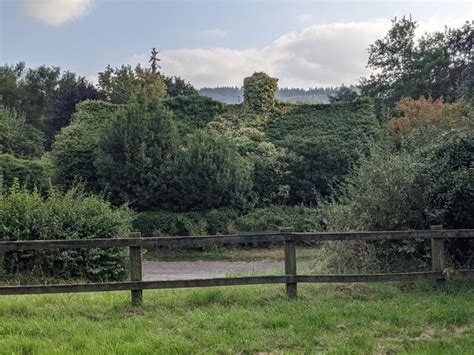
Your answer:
198;86;344;104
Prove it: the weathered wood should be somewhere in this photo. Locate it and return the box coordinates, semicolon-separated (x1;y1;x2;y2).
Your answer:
292;229;474;242
431;225;446;286
0;230;473;251
284;234;297;299
1;230;472;252
1;271;473;296
129;232;143;306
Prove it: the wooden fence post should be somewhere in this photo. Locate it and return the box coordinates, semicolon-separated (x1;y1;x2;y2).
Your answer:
431;225;445;285
284;232;297;299
130;232;143;306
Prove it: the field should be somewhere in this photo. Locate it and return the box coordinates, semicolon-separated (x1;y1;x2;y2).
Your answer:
1;280;473;354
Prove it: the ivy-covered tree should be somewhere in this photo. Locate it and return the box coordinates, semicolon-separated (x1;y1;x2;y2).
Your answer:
243;72;278;115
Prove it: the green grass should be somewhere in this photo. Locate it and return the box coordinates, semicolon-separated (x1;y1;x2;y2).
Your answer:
1;280;473;354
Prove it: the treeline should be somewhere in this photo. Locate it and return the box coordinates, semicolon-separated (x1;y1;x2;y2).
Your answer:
199;86;344;104
0;17;472;280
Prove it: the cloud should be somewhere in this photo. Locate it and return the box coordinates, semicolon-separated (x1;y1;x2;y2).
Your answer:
131;17;469;88
16;0;94;26
201;28;228;38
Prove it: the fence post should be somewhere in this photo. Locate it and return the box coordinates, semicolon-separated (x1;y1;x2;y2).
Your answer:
431;225;445;285
130;232;143;306
284;231;297;299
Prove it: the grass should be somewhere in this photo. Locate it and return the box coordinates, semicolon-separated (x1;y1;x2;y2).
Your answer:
0;280;473;354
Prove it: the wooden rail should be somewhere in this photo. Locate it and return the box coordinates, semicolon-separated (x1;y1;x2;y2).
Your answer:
0;229;473;305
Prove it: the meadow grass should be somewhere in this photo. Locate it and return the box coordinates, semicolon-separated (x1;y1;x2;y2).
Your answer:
0;280;473;354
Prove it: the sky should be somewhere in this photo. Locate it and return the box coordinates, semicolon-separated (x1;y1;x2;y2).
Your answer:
1;0;472;88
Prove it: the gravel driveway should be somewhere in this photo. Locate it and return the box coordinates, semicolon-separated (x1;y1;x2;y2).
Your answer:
143;260;284;280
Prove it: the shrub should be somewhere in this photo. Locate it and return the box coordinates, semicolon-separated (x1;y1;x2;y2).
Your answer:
51;100;122;191
0;183;132;281
133;209;239;237
0;105;44;159
236;206;323;232
94;100;178;209
165;130;254;212
0;154;51;192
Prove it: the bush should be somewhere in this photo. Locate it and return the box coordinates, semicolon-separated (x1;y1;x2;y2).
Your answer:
0;183;132;281
165;130;254;212
51;100;122;191
0;154;51;192
0;105;44;159
133;209;239;237
94;100;178;209
236;206;323;232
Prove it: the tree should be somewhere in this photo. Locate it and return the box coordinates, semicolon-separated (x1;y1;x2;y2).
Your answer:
0;105;44;158
94;100;178;209
361;18;472;120
149;47;162;74
49;72;104;146
164;76;198;97
98;64;167;104
329;85;359;104
243;72;278;115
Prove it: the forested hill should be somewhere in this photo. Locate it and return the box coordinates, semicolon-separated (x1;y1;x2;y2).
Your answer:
198;86;343;104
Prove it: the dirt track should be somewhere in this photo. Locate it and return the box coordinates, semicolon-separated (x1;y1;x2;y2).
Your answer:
143;260;283;280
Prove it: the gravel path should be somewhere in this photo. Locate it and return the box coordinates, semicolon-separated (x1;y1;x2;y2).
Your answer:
143;260;284;280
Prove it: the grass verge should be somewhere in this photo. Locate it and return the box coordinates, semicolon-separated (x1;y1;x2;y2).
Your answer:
0;280;473;353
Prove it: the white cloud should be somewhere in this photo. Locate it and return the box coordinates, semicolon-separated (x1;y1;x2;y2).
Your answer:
16;0;94;26
201;28;228;38
132;17;469;88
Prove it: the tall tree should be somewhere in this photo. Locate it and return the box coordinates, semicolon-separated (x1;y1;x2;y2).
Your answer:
149;47;162;74
361;18;472;120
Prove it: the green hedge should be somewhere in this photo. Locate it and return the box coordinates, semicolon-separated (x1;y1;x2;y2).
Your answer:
0;154;51;191
0;185;132;281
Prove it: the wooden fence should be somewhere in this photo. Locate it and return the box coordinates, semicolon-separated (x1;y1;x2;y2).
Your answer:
0;229;473;306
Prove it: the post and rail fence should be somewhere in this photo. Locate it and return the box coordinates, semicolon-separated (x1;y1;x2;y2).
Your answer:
0;228;473;306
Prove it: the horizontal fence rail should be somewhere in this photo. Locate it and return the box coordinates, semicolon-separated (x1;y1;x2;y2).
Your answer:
1;229;473;305
1;229;473;251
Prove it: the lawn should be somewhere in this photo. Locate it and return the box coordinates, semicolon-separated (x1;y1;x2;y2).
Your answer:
0;280;473;354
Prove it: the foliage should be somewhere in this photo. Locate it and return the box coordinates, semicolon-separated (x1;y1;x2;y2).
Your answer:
94;100;178;210
266;97;381;205
387;97;473;147
0;154;51;192
0;184;132;281
361;18;472;119
51;100;122;191
235;205;323;232
243;72;278;115
329;85;359;104
0;105;44;159
164;76;198;97
208;107;289;205
165;130;254;212
98;64;167;104
163;95;224;133
0;63;102;144
133;209;239;237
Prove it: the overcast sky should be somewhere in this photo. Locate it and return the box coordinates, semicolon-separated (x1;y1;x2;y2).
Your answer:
1;0;472;88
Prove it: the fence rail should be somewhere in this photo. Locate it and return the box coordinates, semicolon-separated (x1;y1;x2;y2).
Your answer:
1;228;473;305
